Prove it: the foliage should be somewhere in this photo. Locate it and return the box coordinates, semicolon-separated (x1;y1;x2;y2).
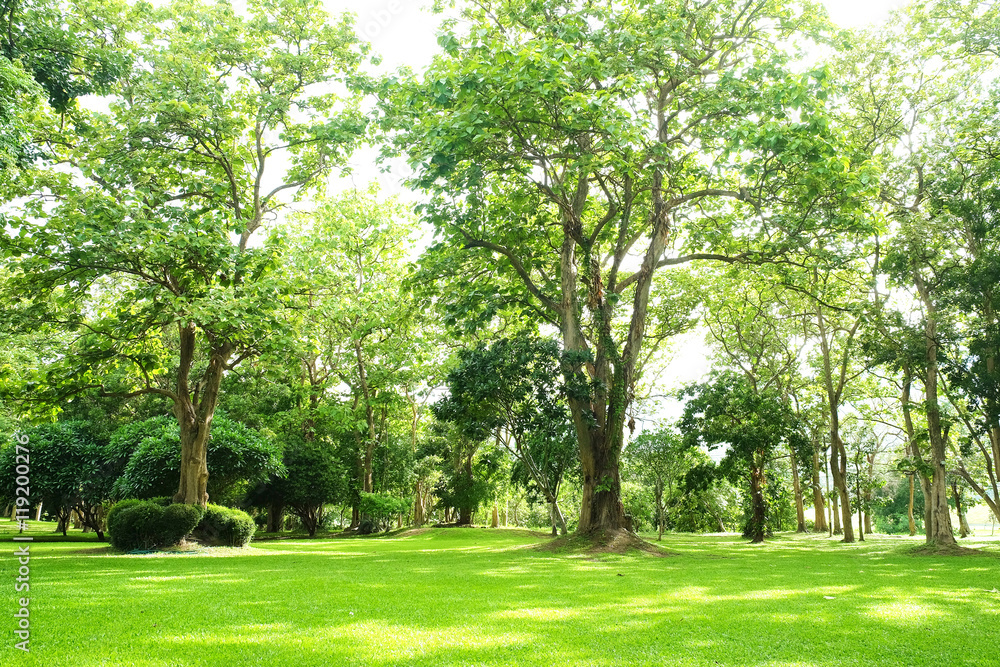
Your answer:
0;421;116;537
680;372;808;542
435;333;578;532
358;492;411;533
193;504;256;547
107;499;204;552
391;0;873;532
111;416;283;504
0;0;371;505
247;437;348;537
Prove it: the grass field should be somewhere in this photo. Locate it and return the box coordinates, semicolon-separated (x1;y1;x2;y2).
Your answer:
2;521;999;666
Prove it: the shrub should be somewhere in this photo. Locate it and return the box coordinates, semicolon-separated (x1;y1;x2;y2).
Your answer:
106;499;147;537
193;504;256;547
108;500;203;552
359;492;411;532
160;504;205;545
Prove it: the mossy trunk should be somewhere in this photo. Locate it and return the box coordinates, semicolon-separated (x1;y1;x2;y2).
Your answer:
914;272;957;548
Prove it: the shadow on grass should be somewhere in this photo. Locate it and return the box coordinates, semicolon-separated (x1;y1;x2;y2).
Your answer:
4;530;1000;667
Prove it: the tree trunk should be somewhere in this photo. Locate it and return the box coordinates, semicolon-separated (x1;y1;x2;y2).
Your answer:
790;444;806;532
908;474;917;536
855;475;864;542
655;480;665;540
829;424;854;542
492;504;499;529
812;448;827;532
913;272;957;547
747;465;767;543
952;481;970;538
267;501;284;533
831;491;842;535
817;309;856;543
172;327;230;507
413;480;425;527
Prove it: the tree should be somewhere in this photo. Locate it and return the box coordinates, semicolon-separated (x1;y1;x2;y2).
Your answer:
0;421;112;538
0;0;131;184
281;189;422;524
423;419;497;526
680;372;807;543
392;0;868;534
435;334;578;534
110;415;283;505
1;0;370;506
247;436;348;537
624;427;693;540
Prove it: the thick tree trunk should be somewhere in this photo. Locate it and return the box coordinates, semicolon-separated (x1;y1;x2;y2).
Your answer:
267;502;284;533
913;272;957;548
575;428;626;532
458;506;472;525
175;413;211;506
413;480;425;527
172;327;230;507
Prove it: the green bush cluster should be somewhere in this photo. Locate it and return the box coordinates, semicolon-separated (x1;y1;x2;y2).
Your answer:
107;500;204;552
359;492;411;533
193;504;256;547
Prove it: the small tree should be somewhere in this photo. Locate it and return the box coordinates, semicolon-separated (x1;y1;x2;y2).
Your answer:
680;373;808;543
624;427;694;540
248;437;347;537
435;334;578;534
0;422;112;538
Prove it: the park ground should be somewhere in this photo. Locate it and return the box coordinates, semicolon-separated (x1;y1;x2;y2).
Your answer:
1;522;999;667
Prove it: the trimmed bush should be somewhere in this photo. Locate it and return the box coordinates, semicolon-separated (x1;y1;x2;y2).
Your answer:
160;504;205;544
107;500;204;552
193;504;256;547
106;499;147;538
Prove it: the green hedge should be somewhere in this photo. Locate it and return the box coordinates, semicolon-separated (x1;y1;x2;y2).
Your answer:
107;500;204;552
193;504;256;547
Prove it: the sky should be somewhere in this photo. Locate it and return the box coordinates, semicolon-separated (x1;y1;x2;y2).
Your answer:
333;0;913;73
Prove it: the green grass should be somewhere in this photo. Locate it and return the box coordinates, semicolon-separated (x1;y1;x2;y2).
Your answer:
2;521;999;666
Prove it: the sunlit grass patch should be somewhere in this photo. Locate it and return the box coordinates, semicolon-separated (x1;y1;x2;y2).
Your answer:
1;528;998;666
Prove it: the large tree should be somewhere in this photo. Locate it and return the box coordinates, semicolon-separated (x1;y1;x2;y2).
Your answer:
1;0;369;505
392;0;867;534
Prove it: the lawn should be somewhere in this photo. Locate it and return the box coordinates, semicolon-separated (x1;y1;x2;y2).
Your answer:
2;522;999;666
